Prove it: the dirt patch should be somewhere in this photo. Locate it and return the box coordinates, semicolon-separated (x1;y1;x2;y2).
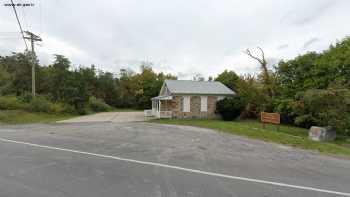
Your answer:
58;112;145;123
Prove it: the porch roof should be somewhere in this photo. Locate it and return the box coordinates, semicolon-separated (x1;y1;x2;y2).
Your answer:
151;95;173;100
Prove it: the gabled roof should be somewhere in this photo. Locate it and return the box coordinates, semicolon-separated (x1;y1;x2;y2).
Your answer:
164;80;235;95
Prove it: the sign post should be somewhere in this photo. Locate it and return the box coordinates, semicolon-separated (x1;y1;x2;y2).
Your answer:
261;112;280;131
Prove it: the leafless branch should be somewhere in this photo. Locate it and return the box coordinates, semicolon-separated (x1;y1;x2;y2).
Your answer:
243;47;275;97
243;48;264;65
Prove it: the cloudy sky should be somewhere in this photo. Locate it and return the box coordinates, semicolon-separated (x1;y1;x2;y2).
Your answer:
0;0;349;79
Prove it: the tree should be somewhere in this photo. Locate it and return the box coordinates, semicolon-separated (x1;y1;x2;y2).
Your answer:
118;68;137;108
48;55;72;101
276;52;320;97
293;88;350;135
215;70;240;91
80;65;98;95
0;52;178;112
0;52;33;95
95;71;119;107
216;96;245;121
0;66;12;95
276;37;350;97
235;74;270;117
244;47;275;97
193;73;205;81
132;65;176;109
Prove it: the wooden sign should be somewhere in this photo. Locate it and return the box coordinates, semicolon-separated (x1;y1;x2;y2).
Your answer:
261;112;280;130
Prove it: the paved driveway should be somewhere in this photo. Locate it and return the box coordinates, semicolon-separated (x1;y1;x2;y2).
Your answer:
58;111;145;123
0;122;349;197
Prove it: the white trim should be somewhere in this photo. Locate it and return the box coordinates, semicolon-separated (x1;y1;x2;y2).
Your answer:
159;84;171;96
0;137;348;197
182;96;190;112
200;96;208;112
217;96;225;101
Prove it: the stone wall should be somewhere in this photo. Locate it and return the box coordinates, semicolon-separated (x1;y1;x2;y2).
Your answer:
159;100;172;111
169;95;219;119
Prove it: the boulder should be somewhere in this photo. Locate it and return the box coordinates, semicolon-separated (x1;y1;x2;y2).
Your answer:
309;126;336;142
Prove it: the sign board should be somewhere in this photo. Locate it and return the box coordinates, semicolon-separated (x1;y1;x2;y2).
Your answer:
261;112;280;124
261;112;280;130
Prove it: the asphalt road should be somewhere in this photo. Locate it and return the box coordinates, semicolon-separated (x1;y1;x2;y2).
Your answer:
0;122;349;197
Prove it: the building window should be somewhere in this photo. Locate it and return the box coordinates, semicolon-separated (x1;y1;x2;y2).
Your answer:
200;96;208;112
182;96;190;112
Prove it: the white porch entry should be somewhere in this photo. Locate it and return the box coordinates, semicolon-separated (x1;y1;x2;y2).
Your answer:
151;95;173;118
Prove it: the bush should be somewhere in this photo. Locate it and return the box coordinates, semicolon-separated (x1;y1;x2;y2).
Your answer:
235;77;270;119
0;95;75;114
294;114;317;129
17;92;33;103
0;96;27;110
88;97;111;112
293;88;350;135
26;96;71;114
273;98;296;124
60;104;77;114
27;96;53;113
216;96;245;121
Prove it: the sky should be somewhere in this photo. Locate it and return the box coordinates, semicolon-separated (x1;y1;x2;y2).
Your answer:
0;0;349;79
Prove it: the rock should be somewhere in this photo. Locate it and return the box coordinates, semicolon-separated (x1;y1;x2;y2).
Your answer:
309;126;336;142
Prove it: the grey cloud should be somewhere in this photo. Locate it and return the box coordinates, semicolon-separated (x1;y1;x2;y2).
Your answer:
302;38;320;49
266;57;281;67
1;0;350;78
280;0;337;25
277;44;289;50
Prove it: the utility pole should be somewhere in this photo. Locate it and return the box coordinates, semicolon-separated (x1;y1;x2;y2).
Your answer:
24;31;42;97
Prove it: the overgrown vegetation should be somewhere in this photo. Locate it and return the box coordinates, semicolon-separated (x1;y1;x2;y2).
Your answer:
215;37;350;135
0;110;75;124
88;97;112;112
216;97;245;121
1;36;350;133
0;53;176;115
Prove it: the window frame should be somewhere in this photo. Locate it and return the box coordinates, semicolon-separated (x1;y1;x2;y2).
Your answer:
200;96;208;112
182;96;191;112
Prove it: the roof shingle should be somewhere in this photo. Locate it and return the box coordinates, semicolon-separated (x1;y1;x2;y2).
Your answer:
165;80;235;95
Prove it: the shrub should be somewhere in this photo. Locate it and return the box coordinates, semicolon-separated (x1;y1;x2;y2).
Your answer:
294;114;317;129
293;88;350;135
88;97;111;112
27;96;53;113
273;98;296;124
17;92;33;103
236;77;270;119
61;104;77;114
49;102;71;114
0;96;26;110
26;96;70;114
216;96;245;121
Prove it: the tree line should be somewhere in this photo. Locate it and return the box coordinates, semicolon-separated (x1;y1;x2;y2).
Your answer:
1;36;349;134
215;37;350;135
0;53;176;113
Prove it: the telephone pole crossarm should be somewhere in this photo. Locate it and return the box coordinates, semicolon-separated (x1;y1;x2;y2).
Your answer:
24;31;42;97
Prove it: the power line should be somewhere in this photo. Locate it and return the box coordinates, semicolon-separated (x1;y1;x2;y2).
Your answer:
21;5;30;31
0;31;21;33
9;0;28;50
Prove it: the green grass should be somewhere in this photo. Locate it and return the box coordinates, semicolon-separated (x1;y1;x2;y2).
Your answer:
0;110;76;124
0;108;142;124
152;119;350;157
